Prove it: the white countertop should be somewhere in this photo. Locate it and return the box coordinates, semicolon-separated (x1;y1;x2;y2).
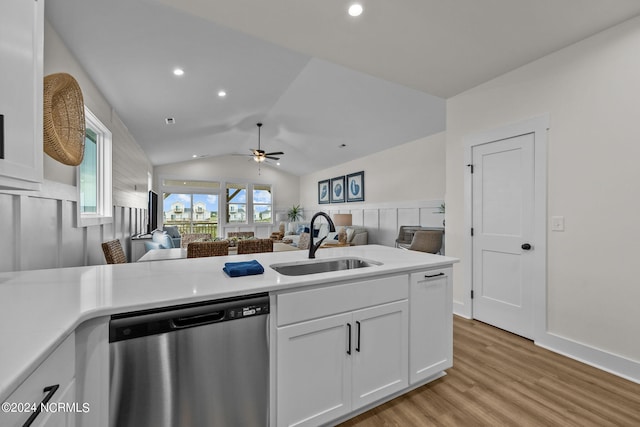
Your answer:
0;245;457;401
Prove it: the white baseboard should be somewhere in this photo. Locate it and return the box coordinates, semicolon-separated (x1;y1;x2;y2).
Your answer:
453;301;470;318
536;332;640;384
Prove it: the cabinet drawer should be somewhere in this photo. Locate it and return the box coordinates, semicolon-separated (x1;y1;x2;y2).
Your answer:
1;333;75;427
277;275;408;326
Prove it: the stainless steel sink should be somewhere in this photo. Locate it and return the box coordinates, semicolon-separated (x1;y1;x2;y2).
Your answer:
270;257;382;276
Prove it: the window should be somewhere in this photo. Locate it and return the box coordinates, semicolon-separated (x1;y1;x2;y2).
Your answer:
226;183;247;223
163;179;272;228
77;108;112;227
253;184;272;223
162;180;220;238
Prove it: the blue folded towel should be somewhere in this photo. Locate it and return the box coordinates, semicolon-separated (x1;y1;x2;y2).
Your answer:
223;260;265;277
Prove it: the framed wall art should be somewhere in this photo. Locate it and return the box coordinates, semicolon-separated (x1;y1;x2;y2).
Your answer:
346;171;364;202
330;176;345;203
318;179;330;204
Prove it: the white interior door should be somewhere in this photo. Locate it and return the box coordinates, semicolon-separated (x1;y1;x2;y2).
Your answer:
472;133;535;339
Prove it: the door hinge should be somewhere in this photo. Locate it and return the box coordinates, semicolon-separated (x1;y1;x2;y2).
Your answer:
471;228;474;236
471;290;474;299
467;163;474;173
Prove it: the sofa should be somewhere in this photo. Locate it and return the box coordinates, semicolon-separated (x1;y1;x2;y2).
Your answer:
285;222;368;246
144;229;178;251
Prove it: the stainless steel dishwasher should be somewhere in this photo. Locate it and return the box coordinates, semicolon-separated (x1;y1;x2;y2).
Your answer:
109;293;269;427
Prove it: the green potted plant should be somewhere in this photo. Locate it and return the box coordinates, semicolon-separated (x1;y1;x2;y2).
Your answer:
287;204;303;222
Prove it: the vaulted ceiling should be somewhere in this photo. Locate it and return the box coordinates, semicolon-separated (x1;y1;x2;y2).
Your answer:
46;0;640;176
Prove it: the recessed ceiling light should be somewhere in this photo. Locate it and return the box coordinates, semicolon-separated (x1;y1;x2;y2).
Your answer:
192;154;198;158
348;3;363;17
276;162;281;166
218;90;227;97
173;68;184;76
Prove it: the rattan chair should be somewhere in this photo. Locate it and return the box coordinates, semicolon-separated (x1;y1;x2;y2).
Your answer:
187;241;229;258
180;233;211;248
237;238;274;255
408;230;443;254
102;239;127;264
228;231;255;239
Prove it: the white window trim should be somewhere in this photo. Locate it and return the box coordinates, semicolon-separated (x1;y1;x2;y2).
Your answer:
251;183;273;225
160;176;274;228
76;107;112;228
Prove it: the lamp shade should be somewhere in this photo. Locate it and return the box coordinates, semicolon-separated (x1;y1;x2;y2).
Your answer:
333;214;352;227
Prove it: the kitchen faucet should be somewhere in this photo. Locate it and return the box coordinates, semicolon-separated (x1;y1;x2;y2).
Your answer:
308;212;336;259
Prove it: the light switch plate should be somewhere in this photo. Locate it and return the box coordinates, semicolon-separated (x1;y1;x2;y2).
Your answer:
551;216;565;231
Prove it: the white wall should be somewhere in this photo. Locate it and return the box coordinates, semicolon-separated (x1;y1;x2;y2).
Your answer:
446;16;640;371
44;21;151;209
0;21;153;272
299;132;446;246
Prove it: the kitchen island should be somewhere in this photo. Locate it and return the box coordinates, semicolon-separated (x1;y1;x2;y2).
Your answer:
0;244;457;427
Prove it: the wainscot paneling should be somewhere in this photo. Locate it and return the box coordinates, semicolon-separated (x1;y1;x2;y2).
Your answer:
303;200;445;247
0;181;146;273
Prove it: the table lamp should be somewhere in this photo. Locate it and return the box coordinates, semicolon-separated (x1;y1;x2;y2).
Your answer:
333;214;352;244
276;212;288;236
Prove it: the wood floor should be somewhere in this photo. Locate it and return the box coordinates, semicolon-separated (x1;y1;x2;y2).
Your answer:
340;316;640;427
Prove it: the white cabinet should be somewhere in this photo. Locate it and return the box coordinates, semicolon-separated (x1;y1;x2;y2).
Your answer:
276;301;408;427
131;237;151;262
276;313;352;427
0;0;44;190
351;301;408;408
409;267;453;384
275;276;409;427
1;333;76;427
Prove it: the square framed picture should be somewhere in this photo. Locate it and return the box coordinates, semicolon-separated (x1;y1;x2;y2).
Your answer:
346;171;365;202
330;176;346;203
318;179;330;204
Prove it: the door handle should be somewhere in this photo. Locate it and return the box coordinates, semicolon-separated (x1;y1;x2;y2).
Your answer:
521;243;532;250
346;323;352;355
355;321;361;352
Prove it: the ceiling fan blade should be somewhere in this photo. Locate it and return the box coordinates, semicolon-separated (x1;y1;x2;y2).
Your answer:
265;151;284;156
266;156;280;160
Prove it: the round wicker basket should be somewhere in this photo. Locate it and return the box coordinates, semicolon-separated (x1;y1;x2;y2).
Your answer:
43;73;85;166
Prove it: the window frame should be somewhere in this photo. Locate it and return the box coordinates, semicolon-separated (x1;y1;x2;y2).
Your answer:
76;107;112;227
252;184;273;224
225;182;248;224
161;177;274;228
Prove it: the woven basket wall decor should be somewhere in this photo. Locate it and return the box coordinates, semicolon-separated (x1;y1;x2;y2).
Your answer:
43;73;85;166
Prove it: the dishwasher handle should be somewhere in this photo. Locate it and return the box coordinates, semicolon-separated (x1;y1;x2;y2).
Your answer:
172;310;225;328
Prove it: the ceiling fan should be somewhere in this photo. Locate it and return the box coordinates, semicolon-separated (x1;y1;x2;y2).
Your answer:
251;123;284;163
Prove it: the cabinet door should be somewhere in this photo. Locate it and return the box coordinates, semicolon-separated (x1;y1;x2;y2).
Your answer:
276;313;352;427
352;300;408;409
1;334;75;427
0;0;43;190
33;380;75;427
409;268;453;384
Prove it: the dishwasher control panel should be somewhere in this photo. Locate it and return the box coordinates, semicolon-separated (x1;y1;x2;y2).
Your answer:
228;302;269;319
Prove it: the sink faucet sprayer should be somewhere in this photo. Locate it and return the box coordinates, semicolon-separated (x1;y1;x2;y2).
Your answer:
308;212;336;259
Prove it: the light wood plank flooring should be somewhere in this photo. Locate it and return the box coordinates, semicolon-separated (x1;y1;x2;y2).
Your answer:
340;316;640;426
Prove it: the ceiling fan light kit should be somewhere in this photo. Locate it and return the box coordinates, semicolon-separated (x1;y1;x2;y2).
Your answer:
250;123;284;170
